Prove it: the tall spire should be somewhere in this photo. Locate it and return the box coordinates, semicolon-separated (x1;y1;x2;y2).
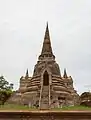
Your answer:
39;22;55;60
25;69;29;78
63;68;68;78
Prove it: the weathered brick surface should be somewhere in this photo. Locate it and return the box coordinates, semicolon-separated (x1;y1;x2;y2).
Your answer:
8;23;79;110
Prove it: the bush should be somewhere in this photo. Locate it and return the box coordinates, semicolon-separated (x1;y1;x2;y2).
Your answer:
0;76;13;105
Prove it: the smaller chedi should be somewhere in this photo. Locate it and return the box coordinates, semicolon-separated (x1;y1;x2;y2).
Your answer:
8;23;79;109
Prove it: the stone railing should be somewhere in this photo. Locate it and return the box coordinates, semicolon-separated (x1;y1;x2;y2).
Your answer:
0;111;91;120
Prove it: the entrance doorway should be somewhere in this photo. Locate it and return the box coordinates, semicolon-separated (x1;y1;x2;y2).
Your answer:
43;71;49;86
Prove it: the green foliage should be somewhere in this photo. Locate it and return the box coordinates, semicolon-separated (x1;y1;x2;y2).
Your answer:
0;76;13;105
0;76;13;90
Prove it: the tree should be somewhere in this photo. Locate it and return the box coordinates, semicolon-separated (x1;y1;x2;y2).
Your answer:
0;76;13;105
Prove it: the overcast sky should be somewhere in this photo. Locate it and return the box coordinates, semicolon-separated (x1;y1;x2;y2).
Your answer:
0;0;91;94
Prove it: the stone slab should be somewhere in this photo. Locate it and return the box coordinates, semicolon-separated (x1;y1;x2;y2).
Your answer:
0;111;91;120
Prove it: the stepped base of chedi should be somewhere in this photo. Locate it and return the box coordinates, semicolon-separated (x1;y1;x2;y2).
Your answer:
8;23;79;109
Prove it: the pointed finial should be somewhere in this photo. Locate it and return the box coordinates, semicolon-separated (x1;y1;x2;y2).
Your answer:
38;23;55;60
46;22;48;31
63;68;68;78
44;22;50;40
25;69;29;78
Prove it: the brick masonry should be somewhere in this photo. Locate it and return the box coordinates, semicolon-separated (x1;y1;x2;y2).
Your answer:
8;23;79;109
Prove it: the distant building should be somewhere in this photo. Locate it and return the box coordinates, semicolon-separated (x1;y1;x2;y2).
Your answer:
8;23;79;109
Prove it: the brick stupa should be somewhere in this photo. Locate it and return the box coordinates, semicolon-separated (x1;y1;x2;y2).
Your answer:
8;23;79;109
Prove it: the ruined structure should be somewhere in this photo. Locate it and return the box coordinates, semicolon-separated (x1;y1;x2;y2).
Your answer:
8;23;79;109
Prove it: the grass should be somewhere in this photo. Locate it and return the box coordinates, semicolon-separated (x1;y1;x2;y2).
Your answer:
0;104;37;111
52;105;91;111
0;104;91;111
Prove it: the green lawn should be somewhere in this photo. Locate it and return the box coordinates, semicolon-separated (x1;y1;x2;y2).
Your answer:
52;106;91;111
0;104;91;111
0;104;37;111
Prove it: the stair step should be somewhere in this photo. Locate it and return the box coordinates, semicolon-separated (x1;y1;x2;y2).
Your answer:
40;86;49;109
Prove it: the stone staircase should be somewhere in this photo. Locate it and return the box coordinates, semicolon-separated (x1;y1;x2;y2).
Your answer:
40;86;49;109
